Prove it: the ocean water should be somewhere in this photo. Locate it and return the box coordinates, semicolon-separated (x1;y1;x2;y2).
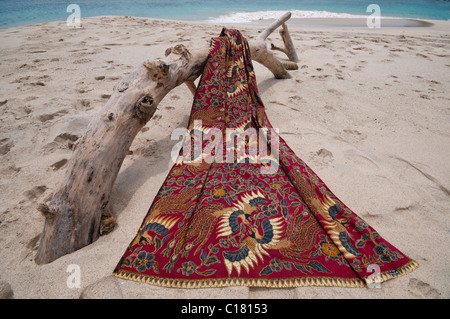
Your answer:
0;0;449;29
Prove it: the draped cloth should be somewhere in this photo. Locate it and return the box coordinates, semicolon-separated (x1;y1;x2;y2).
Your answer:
113;29;418;288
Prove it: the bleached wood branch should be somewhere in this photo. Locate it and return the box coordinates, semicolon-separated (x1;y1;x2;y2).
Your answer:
270;23;299;62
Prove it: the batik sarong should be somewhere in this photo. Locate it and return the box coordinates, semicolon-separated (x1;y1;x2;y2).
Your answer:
113;29;418;288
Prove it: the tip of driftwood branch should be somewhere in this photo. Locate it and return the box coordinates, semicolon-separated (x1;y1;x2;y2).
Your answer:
165;44;192;59
37;203;55;220
184;80;197;96
144;61;169;81
282;61;298;70
100;216;117;236
259;11;292;41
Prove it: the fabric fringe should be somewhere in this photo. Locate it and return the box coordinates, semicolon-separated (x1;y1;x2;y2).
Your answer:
113;270;365;288
113;259;419;289
363;259;420;287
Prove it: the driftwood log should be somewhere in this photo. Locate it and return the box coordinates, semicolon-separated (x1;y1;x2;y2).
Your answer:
35;12;298;264
270;23;299;63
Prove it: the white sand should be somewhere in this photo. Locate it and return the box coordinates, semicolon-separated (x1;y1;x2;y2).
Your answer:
0;16;448;299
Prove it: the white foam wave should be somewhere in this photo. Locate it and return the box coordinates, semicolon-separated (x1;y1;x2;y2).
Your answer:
207;10;370;23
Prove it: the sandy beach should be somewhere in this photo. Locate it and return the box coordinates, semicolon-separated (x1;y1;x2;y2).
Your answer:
0;15;449;299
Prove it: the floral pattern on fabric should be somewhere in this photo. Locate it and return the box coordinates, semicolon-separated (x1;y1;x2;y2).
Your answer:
113;28;418;288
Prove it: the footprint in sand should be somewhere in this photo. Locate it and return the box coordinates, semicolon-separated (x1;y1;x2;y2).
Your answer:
75;99;91;110
316;148;333;162
428;80;441;85
38;109;69;123
152;114;162;121
310;148;334;167
27;50;47;54
416;53;432;61
343;129;366;143
24;96;38;102
388;52;400;58
54;133;79;143
23;185;47;201
289;95;302;102
73;58;92;64
30;81;46;87
352;66;364;72
27;234;41;251
11;76;29;83
0;138;14;155
43;132;79;152
133;143;157;158
0;165;21;177
335;69;345;80
408;278;441;299
51;159;68;171
324;105;337;113
327;88;342;96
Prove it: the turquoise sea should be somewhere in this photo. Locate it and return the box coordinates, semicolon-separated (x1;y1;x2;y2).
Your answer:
0;0;449;29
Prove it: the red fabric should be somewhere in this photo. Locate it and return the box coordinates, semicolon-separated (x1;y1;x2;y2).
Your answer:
113;29;418;288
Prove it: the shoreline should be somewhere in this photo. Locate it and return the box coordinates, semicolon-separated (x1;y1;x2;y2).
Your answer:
255;17;436;28
0;14;447;32
0;15;448;299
